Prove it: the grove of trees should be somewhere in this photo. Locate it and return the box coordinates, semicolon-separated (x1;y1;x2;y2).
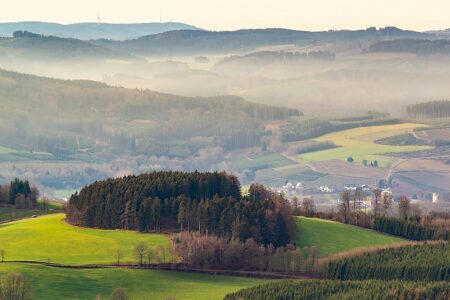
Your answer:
0;178;39;209
66;171;297;247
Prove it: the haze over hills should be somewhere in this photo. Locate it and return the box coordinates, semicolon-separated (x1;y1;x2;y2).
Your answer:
0;31;137;61
0;21;202;40
94;27;428;56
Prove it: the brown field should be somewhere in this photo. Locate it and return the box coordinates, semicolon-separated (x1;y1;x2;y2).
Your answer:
310;159;386;179
396;171;450;192
393;158;450;172
306;174;378;189
416;128;450;142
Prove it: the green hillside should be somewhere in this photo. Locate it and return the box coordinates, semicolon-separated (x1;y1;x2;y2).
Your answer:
296;217;403;257
0;214;170;264
0;264;267;300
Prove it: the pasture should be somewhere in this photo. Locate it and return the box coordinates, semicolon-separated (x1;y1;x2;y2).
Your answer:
0;214;170;264
296;217;403;257
0;263;268;300
0;207;58;223
298;123;431;167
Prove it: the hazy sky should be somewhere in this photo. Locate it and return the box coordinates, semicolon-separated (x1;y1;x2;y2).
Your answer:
2;0;450;31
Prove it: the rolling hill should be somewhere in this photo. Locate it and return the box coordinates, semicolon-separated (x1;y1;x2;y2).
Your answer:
0;214;170;264
0;21;202;40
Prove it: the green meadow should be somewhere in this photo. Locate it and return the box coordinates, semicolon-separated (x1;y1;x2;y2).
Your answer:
299;123;431;167
296;217;403;257
0;264;268;300
0;214;170;264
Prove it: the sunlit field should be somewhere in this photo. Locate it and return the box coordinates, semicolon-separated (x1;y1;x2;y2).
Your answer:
0;214;170;264
299;123;431;167
296;217;403;257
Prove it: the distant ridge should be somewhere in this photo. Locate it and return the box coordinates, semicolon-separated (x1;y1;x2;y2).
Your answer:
94;26;429;56
0;21;202;40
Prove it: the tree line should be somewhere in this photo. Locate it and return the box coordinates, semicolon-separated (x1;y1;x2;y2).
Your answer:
0;178;39;209
406;100;450;119
326;242;449;281
171;232;318;272
66;172;297;247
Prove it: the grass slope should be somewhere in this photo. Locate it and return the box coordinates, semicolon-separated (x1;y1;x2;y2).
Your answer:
0;264;268;300
0;207;58;223
296;217;402;257
299;123;431;167
0;214;170;264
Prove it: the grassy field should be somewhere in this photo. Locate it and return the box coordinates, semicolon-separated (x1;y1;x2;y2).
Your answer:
0;207;60;223
0;263;268;300
298;123;431;167
0;214;170;264
296;217;403;257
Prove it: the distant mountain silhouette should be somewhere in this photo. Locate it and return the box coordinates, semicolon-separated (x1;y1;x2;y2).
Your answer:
0;22;202;40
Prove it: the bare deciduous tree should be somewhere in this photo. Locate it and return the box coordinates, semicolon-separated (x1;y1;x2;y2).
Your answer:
398;195;411;220
0;272;32;300
133;242;148;265
115;249;124;266
381;192;393;216
301;197;315;217
0;249;5;262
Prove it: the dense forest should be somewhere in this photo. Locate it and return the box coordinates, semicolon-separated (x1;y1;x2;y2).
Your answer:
0;68;299;160
66;171;297;247
326;242;449;281
224;280;449;300
406;100;450;119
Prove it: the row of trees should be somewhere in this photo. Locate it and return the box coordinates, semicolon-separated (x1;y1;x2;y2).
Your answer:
373;217;443;240
66;172;297;247
224;280;450;300
0;178;39;209
172;232;318;272
326;242;449;281
406;100;450;119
